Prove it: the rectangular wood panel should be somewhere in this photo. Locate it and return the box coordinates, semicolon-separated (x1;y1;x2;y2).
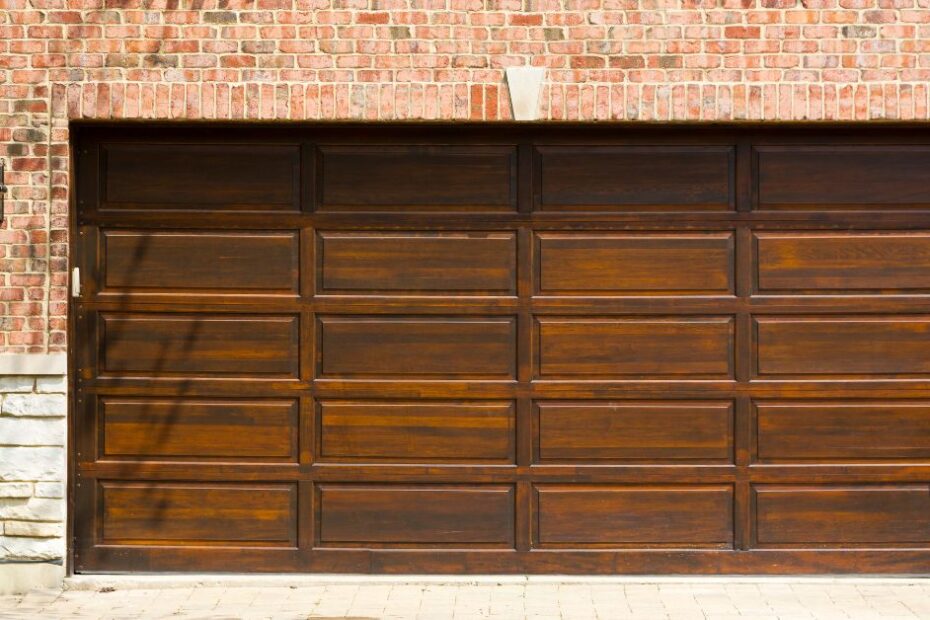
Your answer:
754;485;930;546
319;400;515;463
754;401;930;462
755;146;930;210
101;144;299;211
756;232;930;293
100;313;299;378
102;230;299;294
535;146;734;211
755;316;930;377
536;317;734;379
536;401;733;463
99;482;297;545
318;316;516;379
536;485;733;547
318;145;516;211
318;231;516;295
100;398;298;461
537;233;734;295
318;485;515;546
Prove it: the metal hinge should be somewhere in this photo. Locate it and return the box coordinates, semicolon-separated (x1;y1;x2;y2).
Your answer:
71;267;81;298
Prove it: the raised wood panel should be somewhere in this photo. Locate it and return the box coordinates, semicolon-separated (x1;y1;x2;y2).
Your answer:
318;146;516;212
536;233;734;296
755;316;930;378
754;401;930;462
99;482;297;545
102;230;299;294
318;231;516;295
535;485;733;547
318;485;515;547
318;316;517;379
100;313;299;378
754;485;930;546
756;146;930;210
536;401;733;463
756;232;930;293
535;146;734;212
319;400;515;463
101;144;299;211
100;398;298;461
536;317;734;379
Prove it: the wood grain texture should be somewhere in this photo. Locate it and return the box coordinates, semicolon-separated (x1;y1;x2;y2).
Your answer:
99;482;297;545
536;146;734;211
73;124;930;575
755;316;930;377
536;233;734;295
318;485;515;547
102;143;299;211
318;231;516;295
756;232;930;293
318;400;515;463
318;316;517;378
102;230;299;294
535;485;734;547
754;401;930;462
756;146;930;210
535;401;733;463
536;317;734;378
754;485;930;546
318;145;516;211
100;398;298;461
100;313;299;378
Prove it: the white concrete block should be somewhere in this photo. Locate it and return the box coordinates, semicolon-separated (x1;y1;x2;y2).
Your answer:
0;535;65;561
0;377;35;393
0;446;65;481
33;482;64;499
0;561;65;595
1;393;67;417
0;482;33;498
4;520;64;538
0;497;65;521
0;417;66;446
35;376;67;394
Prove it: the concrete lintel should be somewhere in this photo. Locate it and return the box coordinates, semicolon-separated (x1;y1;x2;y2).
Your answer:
0;353;67;376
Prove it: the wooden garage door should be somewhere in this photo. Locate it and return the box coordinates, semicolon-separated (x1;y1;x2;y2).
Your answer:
71;124;930;574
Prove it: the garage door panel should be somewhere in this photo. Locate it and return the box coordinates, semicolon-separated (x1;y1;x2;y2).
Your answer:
317;484;515;547
98;397;299;462
753;485;930;546
318;231;517;295
318;316;517;379
755;146;930;210
101;230;300;295
754;401;930;463
101;144;300;211
99;313;300;378
318;400;515;463
536;232;734;296
756;232;930;293
535;401;734;464
535;146;734;212
99;482;298;546
755;316;930;378
535;485;734;547
536;317;734;379
318;145;517;212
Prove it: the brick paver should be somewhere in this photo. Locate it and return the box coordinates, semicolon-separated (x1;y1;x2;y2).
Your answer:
2;578;930;619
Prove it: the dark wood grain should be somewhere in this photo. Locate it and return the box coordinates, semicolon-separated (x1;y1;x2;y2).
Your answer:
318;231;516;294
72;123;930;575
318;400;515;463
535;401;733;463
537;232;734;295
535;485;733;547
318;484;515;546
